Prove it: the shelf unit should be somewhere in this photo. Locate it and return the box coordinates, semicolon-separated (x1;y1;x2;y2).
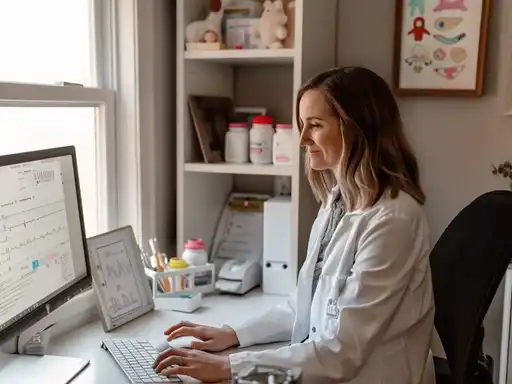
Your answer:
176;0;338;292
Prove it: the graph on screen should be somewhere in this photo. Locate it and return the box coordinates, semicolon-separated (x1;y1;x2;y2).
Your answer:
93;240;143;318
0;160;74;326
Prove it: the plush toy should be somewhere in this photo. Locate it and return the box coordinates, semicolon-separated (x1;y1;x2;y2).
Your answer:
186;0;234;43
258;0;288;49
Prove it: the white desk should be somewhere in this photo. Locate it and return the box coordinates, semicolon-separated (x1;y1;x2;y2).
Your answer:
46;290;284;384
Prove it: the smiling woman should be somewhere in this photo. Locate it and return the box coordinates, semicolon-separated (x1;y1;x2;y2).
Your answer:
296;66;425;211
154;67;436;384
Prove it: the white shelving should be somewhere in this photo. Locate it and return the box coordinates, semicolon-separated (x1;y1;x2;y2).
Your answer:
176;0;338;291
184;162;293;176
185;48;295;65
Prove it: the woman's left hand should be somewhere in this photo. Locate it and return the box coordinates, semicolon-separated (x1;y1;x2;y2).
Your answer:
153;347;231;383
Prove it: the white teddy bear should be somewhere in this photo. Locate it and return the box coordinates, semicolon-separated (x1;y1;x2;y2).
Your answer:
258;0;288;49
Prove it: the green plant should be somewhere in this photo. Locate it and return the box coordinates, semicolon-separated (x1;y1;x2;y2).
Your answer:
492;161;512;190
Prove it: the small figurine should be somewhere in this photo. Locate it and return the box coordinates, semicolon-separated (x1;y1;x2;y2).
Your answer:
258;0;288;49
204;30;219;43
186;0;233;43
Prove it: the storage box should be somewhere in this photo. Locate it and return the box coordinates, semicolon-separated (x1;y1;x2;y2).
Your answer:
225;18;260;49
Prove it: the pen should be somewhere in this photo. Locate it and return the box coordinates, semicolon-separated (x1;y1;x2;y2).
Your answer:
149;238;171;292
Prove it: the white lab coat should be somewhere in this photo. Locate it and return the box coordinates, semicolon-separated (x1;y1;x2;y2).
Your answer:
228;190;436;383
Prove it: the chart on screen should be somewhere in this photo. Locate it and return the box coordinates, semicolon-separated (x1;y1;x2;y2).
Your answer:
0;160;75;325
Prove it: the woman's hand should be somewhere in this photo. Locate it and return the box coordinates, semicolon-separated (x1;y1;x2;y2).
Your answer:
153;347;231;383
164;321;239;352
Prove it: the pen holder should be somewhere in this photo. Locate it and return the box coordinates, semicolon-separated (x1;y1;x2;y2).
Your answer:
147;263;215;311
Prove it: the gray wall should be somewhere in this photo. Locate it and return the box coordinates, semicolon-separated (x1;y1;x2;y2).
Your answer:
336;0;512;375
152;0;177;254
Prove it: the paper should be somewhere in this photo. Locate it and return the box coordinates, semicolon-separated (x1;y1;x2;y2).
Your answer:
94;240;143;318
215;210;263;263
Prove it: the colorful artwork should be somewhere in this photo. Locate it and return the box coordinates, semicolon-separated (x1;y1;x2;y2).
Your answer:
433;48;447;61
433;33;466;45
450;46;467;63
434;17;463;31
405;45;432;73
408;17;430;41
433;0;467;12
408;0;426;16
433;65;465;80
393;0;490;96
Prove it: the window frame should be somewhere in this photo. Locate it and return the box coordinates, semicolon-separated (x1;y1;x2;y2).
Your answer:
0;0;118;235
0;0;156;245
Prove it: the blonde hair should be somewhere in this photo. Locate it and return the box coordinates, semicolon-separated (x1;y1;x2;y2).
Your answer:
296;66;425;211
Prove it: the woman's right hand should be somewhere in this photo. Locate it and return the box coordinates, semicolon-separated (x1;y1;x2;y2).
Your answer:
164;321;239;352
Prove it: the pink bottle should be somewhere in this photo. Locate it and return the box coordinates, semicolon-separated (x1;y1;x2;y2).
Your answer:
182;239;208;266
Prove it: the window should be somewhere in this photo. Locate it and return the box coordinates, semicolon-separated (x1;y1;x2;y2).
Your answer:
0;107;100;236
0;0;116;237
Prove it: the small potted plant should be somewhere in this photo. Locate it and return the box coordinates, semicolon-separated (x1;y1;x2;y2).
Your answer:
492;161;512;190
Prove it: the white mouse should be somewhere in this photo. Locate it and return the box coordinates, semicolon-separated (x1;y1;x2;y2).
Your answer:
154;336;202;353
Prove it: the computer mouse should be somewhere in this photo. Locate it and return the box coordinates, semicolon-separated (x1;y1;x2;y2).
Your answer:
168;336;202;349
153;336;201;352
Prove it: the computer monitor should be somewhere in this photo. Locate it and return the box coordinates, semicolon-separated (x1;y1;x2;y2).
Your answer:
0;146;92;346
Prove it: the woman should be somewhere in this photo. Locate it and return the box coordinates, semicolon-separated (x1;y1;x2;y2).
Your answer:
153;66;436;383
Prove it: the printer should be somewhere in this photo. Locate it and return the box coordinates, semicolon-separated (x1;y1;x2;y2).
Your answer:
215;259;262;295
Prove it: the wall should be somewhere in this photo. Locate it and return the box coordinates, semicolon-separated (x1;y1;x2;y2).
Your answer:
153;0;177;254
336;0;512;376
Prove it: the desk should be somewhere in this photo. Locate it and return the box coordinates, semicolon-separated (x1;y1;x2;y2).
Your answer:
47;290;284;384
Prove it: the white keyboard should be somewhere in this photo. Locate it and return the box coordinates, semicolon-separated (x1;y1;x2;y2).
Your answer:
101;339;182;383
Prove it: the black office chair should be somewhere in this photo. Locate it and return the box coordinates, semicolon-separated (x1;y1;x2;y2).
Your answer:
430;190;512;384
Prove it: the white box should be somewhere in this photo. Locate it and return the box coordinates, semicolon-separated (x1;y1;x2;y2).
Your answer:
225;18;260;49
263;196;293;295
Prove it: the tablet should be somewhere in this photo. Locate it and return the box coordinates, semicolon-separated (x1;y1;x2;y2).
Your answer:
87;226;154;331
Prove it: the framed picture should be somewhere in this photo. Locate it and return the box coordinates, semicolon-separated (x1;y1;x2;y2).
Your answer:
393;0;492;96
87;226;154;332
188;95;234;163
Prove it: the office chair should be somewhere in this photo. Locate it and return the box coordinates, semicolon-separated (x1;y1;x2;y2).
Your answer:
430;190;512;384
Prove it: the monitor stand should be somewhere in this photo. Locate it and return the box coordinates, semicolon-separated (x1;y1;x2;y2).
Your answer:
0;323;90;384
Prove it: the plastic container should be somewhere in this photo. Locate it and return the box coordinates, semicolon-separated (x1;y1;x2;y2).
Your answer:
160;293;202;313
249;115;274;164
167;258;191;291
272;123;293;165
225;122;250;163
182;239;208;266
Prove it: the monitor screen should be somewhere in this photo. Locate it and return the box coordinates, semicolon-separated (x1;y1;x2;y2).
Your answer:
0;147;90;339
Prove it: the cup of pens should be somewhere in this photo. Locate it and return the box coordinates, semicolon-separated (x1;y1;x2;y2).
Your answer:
142;237;215;296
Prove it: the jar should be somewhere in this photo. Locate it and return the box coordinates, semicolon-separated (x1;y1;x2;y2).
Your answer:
182;239;213;288
182;239;208;266
273;123;293;165
249;115;274;164
168;257;190;291
225;122;249;163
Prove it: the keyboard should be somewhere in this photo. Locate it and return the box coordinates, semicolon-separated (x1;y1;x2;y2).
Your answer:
101;339;182;383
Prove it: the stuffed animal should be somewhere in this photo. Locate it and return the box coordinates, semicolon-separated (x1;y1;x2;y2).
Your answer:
186;0;234;43
258;0;288;49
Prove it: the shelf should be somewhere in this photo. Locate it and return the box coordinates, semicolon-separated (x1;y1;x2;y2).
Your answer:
184;162;293;176
184;48;295;65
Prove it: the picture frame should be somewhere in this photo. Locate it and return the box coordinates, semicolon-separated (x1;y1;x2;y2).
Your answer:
188;95;234;163
393;0;492;97
87;225;154;332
